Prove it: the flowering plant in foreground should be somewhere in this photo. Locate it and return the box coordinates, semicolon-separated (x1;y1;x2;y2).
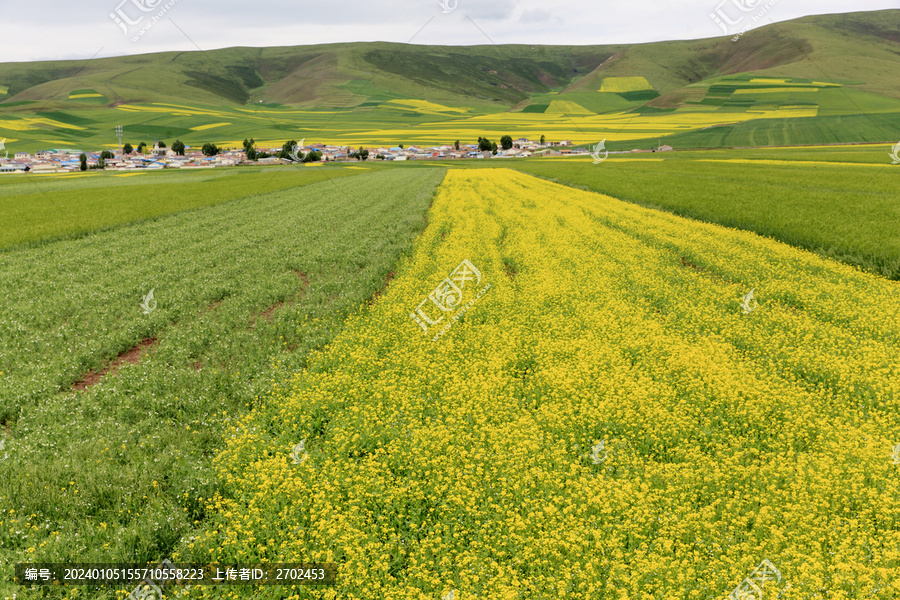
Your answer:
189;169;900;599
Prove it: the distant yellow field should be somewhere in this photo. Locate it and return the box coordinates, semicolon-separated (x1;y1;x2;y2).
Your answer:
749;77;840;87
117;103;234;118
696;158;885;167
545;100;593;115
0;117;85;131
733;87;818;94
190;122;233;131
383;99;467;115
68;93;103;99
599;77;654;93
328;105;821;145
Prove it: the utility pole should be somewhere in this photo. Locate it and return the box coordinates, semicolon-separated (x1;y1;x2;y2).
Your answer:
116;125;123;156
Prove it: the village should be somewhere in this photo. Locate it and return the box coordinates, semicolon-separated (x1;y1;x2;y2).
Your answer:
0;137;673;174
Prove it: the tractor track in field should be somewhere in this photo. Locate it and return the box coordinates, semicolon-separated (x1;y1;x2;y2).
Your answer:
72;337;157;392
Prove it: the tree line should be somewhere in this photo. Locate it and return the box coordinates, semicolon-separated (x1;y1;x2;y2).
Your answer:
81;133;551;171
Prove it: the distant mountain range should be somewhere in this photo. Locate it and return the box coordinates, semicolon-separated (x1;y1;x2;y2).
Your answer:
1;9;897;151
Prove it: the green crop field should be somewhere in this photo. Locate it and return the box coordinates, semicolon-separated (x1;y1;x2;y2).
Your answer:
0;168;444;599
0;167;362;250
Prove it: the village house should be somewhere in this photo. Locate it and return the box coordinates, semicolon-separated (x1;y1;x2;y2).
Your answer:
0;162;29;173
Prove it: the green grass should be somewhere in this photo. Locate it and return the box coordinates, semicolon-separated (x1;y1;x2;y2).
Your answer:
0;167;446;599
502;153;900;280
626;111;900;149
0;167;360;250
817;88;900;115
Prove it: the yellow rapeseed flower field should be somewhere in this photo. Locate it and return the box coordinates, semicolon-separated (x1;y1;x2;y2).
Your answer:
599;77;654;93
187;169;900;599
333;106;818;145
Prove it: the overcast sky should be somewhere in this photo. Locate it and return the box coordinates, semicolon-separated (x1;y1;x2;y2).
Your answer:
0;0;897;63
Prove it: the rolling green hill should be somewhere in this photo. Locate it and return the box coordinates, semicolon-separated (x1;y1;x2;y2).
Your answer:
1;9;898;151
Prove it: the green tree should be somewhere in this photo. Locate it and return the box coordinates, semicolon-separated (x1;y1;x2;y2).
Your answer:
172;140;185;156
100;150;114;160
242;138;258;160
98;156;106;169
500;135;513;150
478;137;493;152
491;142;498;155
202;143;219;156
454;140;460;151
278;140;298;160
136;142;147;154
79;153;87;172
123;143;133;154
356;147;369;161
540;134;546;145
157;140;167;149
301;150;321;163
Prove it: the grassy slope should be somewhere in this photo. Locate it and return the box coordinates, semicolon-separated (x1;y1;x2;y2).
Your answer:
568;10;900;100
0;42;617;109
622;111;900;149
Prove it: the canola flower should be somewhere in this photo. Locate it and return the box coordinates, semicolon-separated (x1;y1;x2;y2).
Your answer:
188;169;900;599
599;77;654;93
329;105;819;145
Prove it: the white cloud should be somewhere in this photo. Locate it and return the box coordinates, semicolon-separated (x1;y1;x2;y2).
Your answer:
0;0;896;63
519;8;556;24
